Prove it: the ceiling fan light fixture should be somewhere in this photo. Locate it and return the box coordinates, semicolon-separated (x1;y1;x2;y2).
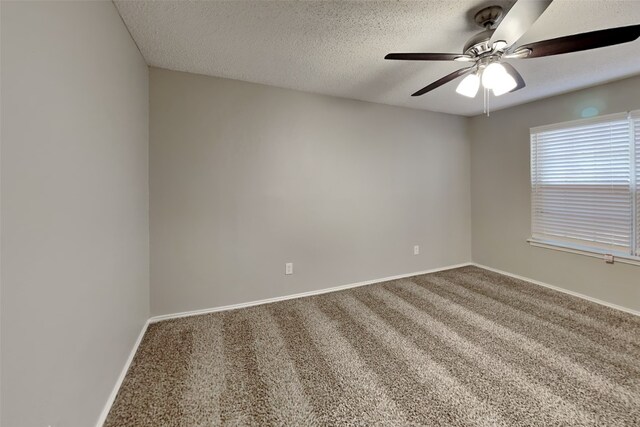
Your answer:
492;73;517;96
481;62;507;90
455;73;480;98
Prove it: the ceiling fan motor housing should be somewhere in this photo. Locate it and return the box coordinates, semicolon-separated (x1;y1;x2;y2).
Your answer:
463;29;496;56
464;6;504;56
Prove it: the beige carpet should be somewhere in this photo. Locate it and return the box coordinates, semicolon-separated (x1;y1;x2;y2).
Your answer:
105;266;640;426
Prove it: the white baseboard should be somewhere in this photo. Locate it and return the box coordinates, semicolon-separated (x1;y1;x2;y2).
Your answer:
148;262;473;323
95;319;149;427
470;263;640;317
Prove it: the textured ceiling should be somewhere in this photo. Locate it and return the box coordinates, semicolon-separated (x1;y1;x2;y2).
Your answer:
114;0;640;116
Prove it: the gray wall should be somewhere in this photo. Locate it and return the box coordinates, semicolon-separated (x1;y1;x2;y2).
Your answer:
1;2;149;426
150;68;471;316
470;75;640;313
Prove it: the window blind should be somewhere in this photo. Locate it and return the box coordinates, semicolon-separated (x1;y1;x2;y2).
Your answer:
633;111;640;256
530;113;633;255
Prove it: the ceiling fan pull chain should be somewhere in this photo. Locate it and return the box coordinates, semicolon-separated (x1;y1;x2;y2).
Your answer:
483;87;491;117
483;87;486;115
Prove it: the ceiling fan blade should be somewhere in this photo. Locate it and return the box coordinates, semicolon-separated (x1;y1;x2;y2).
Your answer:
411;66;474;97
501;62;526;92
385;53;471;61
490;0;553;47
511;24;640;58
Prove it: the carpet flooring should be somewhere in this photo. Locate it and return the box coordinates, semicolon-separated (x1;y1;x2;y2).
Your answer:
104;266;640;426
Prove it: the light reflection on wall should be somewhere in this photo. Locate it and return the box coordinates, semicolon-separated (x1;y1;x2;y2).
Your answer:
581;107;600;118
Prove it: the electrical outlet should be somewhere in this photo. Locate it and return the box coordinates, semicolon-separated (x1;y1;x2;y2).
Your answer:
413;245;420;255
285;262;293;275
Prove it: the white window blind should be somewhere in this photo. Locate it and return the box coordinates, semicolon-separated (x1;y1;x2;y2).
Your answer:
633;111;640;256
531;112;638;257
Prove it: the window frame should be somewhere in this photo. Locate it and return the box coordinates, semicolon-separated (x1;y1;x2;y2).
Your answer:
528;111;640;266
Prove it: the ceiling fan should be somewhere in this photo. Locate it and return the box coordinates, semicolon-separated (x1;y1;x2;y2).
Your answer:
385;0;640;99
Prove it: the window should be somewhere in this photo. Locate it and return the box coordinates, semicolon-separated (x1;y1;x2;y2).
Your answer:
530;111;639;260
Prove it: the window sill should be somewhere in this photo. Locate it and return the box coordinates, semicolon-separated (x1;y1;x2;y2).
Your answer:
527;238;640;267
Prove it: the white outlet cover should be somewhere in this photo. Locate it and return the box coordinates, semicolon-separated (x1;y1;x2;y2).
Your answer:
285;262;293;275
413;245;420;255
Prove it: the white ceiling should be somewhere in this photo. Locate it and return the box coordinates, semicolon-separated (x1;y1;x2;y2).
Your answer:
114;0;640;116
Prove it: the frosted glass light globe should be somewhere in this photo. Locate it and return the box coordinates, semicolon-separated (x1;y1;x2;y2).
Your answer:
492;73;517;96
455;73;480;98
481;62;507;90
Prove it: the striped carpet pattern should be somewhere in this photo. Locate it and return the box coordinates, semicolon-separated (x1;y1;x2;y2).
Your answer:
105;266;640;426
